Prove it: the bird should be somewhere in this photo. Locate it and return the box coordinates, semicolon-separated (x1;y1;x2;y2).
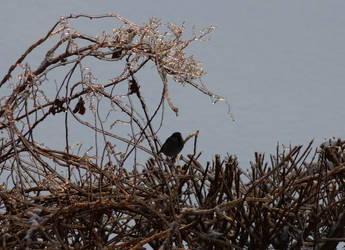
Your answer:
158;132;184;157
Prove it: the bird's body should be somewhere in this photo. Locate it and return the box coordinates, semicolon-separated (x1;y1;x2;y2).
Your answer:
159;132;184;157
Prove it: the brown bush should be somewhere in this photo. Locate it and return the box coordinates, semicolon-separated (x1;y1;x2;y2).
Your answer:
0;14;344;249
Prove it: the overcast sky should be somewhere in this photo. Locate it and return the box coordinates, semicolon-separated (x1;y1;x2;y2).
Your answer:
1;0;345;168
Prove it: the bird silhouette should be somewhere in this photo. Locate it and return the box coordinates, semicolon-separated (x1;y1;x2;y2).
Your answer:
159;132;184;157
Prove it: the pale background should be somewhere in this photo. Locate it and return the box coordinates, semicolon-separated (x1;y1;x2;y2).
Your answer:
1;1;344;166
1;1;345;249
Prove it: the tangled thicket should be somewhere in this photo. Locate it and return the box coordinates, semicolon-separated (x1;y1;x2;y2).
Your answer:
0;14;345;249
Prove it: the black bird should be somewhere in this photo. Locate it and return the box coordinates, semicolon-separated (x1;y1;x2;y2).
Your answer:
159;132;184;157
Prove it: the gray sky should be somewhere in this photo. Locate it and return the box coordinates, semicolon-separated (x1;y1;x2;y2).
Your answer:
1;0;345;168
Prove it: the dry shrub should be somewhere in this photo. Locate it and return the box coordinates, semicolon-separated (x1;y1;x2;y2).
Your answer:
0;14;344;249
